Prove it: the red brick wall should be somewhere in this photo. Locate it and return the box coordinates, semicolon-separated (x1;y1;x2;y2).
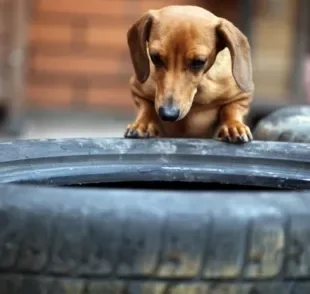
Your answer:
0;0;12;101
27;0;236;109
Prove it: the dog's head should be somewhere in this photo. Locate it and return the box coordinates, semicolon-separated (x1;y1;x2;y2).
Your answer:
127;5;252;122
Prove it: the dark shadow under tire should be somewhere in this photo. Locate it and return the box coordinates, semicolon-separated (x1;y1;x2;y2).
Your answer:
0;138;310;293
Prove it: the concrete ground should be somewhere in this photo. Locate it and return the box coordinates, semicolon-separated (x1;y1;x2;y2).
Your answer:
20;109;134;140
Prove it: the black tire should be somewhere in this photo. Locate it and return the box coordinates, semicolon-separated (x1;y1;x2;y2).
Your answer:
0;138;309;189
253;105;310;143
0;138;310;293
246;100;288;130
1;185;310;293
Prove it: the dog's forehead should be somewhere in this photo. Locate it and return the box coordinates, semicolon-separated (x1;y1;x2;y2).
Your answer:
149;19;216;55
155;5;217;19
149;6;218;50
153;10;217;31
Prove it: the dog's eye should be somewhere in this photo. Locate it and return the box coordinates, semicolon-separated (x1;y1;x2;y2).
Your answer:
150;53;163;67
190;59;206;70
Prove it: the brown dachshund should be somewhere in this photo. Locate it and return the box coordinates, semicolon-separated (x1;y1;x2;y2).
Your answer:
125;5;254;143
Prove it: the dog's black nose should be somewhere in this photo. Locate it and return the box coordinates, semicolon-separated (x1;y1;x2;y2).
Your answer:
158;104;180;122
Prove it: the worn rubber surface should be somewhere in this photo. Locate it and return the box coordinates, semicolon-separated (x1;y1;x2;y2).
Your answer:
253;105;310;143
0;138;310;189
1;185;310;293
0;138;310;293
246;100;288;130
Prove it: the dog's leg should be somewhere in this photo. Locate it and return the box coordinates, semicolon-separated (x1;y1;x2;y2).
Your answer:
124;95;160;138
214;97;253;143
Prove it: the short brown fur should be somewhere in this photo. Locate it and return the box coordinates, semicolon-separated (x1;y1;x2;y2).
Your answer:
125;5;254;143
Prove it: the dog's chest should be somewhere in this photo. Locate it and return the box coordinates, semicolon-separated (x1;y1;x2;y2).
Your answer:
160;104;219;138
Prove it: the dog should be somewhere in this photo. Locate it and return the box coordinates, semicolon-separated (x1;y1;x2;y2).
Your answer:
124;5;254;143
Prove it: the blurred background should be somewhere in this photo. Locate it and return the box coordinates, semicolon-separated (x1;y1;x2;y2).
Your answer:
0;0;309;139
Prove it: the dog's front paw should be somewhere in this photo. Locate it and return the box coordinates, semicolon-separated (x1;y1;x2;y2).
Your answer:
124;120;160;138
214;120;253;144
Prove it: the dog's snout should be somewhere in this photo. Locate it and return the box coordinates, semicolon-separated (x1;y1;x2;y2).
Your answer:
158;104;180;122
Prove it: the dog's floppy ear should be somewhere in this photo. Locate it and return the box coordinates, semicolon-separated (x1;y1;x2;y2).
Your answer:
127;12;154;84
216;18;253;93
